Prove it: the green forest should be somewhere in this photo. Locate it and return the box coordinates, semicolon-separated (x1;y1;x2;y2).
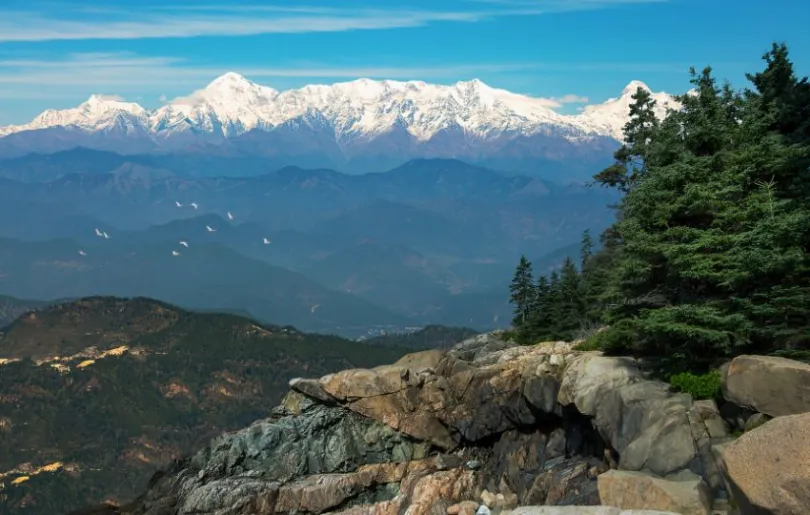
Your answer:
509;43;810;373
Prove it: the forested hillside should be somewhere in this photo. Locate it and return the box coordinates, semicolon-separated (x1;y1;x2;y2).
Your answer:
509;43;810;372
0;297;412;514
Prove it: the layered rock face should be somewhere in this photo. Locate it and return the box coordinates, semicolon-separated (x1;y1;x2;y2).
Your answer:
74;336;810;515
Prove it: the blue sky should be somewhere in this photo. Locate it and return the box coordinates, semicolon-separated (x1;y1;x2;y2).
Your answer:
0;0;808;124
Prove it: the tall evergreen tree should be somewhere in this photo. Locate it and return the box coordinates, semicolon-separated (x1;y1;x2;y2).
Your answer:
580;230;594;270
528;275;553;340
746;43;810;146
509;255;536;329
557;256;586;339
590;46;810;361
593;86;662;193
509;44;810;362
545;270;563;339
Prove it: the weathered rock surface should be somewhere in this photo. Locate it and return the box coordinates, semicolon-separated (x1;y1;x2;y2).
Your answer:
717;412;810;515
75;332;810;515
558;354;711;479
290;336;574;451
597;470;711;515
721;355;810;417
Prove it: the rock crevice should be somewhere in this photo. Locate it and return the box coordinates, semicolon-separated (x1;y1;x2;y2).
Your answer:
76;334;810;515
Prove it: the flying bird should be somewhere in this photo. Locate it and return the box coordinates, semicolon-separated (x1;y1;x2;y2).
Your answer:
78;249;87;256
94;228;103;237
227;211;234;220
172;250;181;256
190;202;199;209
206;225;217;232
175;201;183;207
102;231;110;239
263;237;271;244
179;241;189;247
311;304;321;314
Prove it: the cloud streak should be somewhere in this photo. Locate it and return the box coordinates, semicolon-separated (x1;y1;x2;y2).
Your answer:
0;52;700;101
0;1;667;42
0;52;603;122
0;5;522;42
0;53;539;89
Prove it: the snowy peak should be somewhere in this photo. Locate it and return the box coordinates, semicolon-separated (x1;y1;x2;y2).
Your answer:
0;76;677;143
201;72;278;99
621;80;652;96
575;81;678;140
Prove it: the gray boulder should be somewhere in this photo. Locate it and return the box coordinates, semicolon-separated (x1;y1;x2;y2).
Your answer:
722;355;810;417
717;412;810;515
597;470;711;515
558;354;698;477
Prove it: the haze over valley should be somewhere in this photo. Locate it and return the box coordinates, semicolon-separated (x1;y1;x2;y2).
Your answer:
0;75;643;337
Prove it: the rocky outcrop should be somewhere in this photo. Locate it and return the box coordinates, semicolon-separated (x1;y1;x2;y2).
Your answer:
558;354;704;477
715;412;810;515
597;470;711;515
289;339;570;451
721;355;810;418
73;332;810;515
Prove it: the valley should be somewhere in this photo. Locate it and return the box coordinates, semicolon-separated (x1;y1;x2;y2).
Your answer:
0;156;618;336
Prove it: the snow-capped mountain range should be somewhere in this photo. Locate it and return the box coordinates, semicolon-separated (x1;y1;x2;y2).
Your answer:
0;74;677;178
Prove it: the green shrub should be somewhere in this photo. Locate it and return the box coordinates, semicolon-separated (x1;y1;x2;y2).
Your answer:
574;333;604;351
586;320;637;355
499;329;520;343
769;349;810;363
669;370;722;400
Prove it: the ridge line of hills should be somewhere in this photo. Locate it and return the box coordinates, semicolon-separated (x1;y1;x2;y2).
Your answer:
0;295;478;514
0;157;616;337
0;76;677;178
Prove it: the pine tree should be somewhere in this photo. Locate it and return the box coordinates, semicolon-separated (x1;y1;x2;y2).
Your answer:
580;230;594;270
590;45;810;362
545;271;563;339
746;43;810;146
509;44;810;361
528;275;553;340
557;256;585;340
593;86;662;193
509;255;536;330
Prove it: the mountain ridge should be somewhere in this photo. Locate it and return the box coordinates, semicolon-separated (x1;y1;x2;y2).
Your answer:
0;76;678;178
0;75;674;142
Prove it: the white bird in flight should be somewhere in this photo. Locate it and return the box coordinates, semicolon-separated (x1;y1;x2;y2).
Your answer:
227;211;234;220
206;225;217;232
190;202;199;209
175;201;183;207
179;240;189;247
94;228;102;237
311;304;321;314
172;250;181;256
78;249;87;256
263;237;271;244
102;231;110;239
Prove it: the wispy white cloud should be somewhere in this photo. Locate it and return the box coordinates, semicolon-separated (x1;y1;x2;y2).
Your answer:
0;51;700;101
0;52;546;103
0;1;667;42
550;94;590;104
0;5;530;42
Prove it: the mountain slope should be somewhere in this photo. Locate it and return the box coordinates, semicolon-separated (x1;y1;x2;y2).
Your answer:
0;295;50;328
0;76;678;178
0;296;414;515
0;236;410;335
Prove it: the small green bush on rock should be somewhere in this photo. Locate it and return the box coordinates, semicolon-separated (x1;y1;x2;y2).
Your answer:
669;370;722;400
